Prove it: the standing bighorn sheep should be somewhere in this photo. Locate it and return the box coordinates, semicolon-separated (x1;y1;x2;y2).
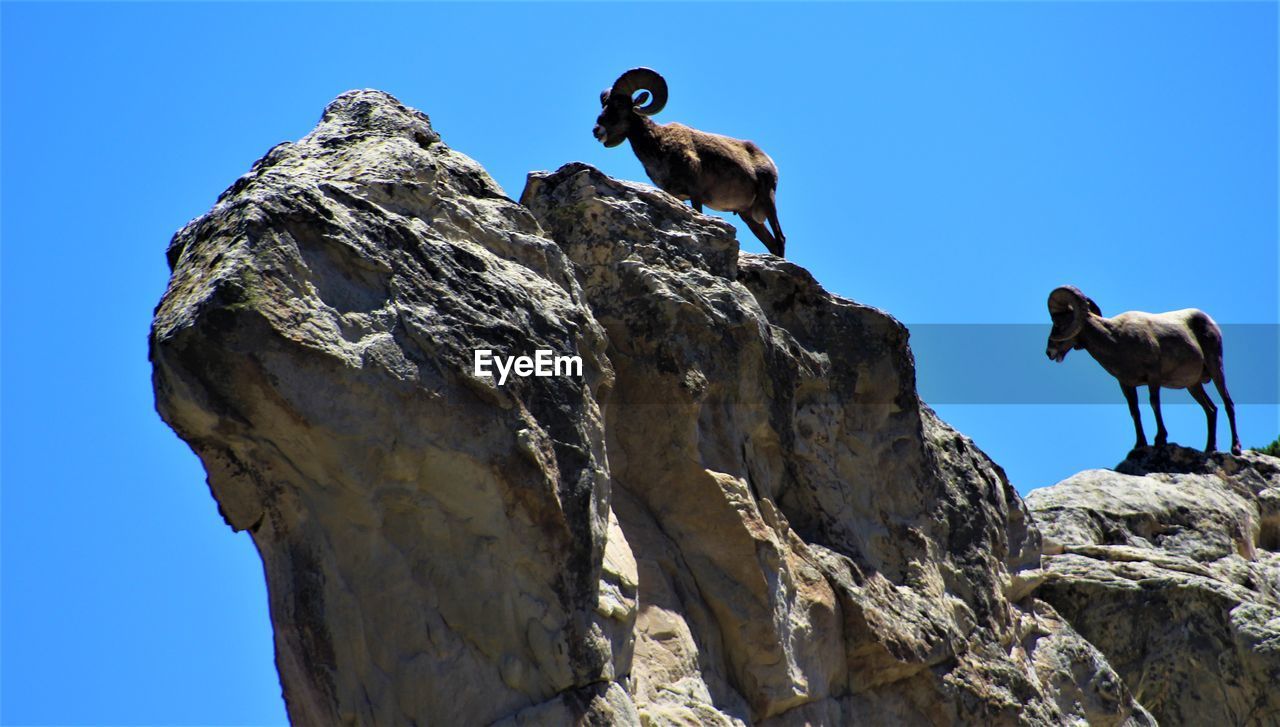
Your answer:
1045;286;1242;455
593;68;787;257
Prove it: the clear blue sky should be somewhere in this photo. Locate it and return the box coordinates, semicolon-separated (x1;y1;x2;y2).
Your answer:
2;2;1275;724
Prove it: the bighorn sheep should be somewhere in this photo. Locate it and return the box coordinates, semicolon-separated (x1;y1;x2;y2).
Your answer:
593;68;786;257
1046;286;1242;455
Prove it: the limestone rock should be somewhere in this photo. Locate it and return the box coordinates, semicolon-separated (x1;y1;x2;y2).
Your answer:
521;162;1151;725
152;90;618;726
152;90;1150;725
1027;445;1280;726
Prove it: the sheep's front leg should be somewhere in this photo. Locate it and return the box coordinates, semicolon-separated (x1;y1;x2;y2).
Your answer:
1122;384;1147;449
690;199;703;213
1149;385;1168;447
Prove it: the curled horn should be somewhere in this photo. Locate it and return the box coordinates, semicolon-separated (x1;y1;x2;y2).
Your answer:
1047;286;1094;341
609;67;668;116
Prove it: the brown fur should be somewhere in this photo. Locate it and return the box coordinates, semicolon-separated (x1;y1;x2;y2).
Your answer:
1046;286;1242;454
595;71;786;256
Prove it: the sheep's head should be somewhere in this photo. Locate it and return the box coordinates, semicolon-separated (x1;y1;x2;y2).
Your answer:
594;68;668;148
1046;286;1101;362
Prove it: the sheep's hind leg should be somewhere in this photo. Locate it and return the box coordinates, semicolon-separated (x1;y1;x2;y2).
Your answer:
1210;369;1243;455
1149;385;1168;447
1188;383;1218;452
1122;384;1148;450
741;216;783;257
764;189;785;257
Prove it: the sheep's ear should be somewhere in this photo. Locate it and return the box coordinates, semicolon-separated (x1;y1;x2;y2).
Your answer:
632;91;651;108
600;89;610;106
1086;297;1101;316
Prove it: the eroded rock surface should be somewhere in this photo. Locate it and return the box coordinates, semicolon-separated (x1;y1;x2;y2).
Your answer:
152;90;1151;725
152;91;620;726
520;163;1151;726
1028;445;1280;726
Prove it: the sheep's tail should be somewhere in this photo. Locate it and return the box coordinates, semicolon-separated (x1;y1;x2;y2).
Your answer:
1189;309;1225;384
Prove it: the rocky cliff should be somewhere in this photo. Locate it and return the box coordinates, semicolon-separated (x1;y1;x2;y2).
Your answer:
148;90;1275;725
1027;446;1280;726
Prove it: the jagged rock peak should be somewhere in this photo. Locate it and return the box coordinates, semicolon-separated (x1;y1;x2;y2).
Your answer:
1028;445;1280;726
151;90;1153;725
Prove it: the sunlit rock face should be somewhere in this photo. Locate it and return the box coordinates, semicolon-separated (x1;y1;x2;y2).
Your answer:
1028;445;1280;727
152;90;1152;725
151;90;617;726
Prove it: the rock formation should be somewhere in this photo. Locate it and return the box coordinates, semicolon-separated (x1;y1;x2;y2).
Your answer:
151;90;1154;725
1027;446;1280;726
